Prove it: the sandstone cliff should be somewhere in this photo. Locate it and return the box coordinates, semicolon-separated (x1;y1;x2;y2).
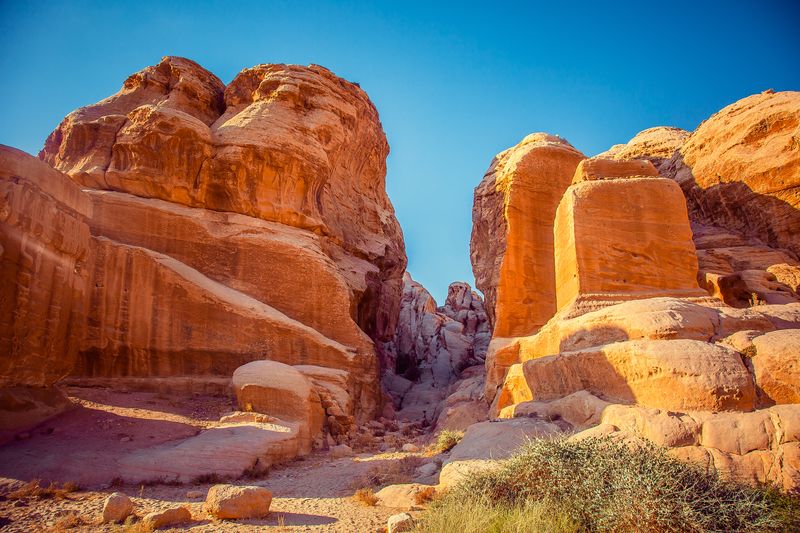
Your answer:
1;57;406;440
605;91;800;308
471;93;800;489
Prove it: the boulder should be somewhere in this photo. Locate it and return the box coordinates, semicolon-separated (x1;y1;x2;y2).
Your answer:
205;484;272;520
232;361;325;453
375;483;433;509
751;330;800;405
518;339;754;412
117;420;301;483
439;418;563;488
102;492;133;524
387;512;415;533
554;174;704;313
142;506;192;529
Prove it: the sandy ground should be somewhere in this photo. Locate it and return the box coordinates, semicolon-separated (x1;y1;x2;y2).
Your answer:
0;387;430;532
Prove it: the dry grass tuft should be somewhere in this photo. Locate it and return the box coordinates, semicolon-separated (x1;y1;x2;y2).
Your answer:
414;485;437;505
430;430;463;454
47;512;87;531
8;480;81;501
352;487;379;506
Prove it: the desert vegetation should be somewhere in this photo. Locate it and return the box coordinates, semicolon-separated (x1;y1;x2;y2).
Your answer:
419;437;800;533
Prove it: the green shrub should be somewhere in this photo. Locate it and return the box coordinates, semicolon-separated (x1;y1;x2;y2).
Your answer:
433;430;463;453
418;437;800;533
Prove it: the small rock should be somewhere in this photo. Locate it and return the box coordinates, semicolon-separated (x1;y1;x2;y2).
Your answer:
330;444;353;458
120;436;132;443
388;512;415;533
186;490;204;499
401;443;419;453
205;484;272;519
416;462;438;477
102;492;133;524
142;506;191;529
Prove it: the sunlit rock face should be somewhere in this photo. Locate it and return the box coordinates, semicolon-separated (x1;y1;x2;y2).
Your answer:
605;92;800;308
472;96;800;489
663;90;800;258
470;133;585;339
1;56;406;435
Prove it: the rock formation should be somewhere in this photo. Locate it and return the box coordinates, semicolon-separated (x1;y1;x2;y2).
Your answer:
664;90;800;258
472;92;800;489
605;91;800;309
471;133;585;338
383;274;490;429
0;57;406;445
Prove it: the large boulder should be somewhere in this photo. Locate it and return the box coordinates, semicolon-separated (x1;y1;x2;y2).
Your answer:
515;339;755;413
554;159;704;313
751;330;800;405
232;360;324;453
205;484;272;520
438;418;563;488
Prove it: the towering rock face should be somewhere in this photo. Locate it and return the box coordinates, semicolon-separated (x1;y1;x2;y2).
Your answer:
40;56;405;352
384;274;490;427
475;95;800;491
606;92;800;309
664;90;800;258
470;133;584;338
1;57;406;436
554;158;704;314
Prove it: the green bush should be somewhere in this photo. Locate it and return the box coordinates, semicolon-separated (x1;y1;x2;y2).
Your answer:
433;430;464;453
418;437;800;533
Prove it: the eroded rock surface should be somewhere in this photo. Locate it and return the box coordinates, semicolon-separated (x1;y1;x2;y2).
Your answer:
472;99;800;489
1;57;406;446
384;274;490;429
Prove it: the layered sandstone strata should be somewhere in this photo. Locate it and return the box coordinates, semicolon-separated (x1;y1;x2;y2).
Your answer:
603;92;800;308
473;102;800;488
663;90;800;258
39;56;406;354
1;57;406;438
554;158;704;312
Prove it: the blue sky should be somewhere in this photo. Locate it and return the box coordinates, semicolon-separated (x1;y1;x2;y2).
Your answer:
1;1;798;303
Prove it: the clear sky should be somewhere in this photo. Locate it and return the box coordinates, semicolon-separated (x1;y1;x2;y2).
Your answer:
1;1;799;303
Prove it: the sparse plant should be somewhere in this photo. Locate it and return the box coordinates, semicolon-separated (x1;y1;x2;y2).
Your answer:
414;486;437;505
7;479;81;501
122;518;154;533
47;511;87;531
419;436;800;532
432;430;463;453
352;487;379;506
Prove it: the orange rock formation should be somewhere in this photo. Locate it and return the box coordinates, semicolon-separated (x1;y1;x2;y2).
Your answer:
473;91;800;489
1;57;406;440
